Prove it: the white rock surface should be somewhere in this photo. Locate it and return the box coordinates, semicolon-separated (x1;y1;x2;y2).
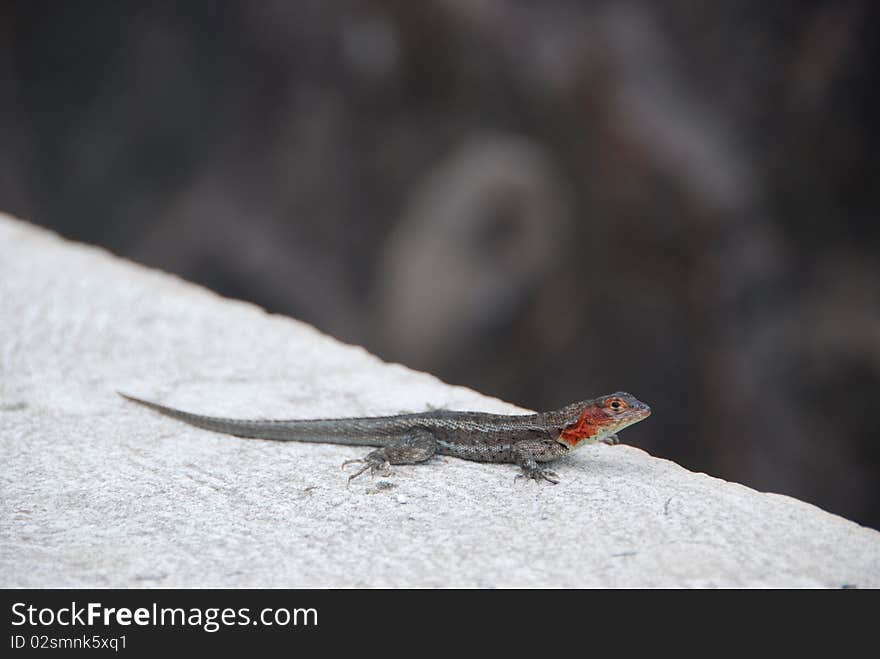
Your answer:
1;212;878;588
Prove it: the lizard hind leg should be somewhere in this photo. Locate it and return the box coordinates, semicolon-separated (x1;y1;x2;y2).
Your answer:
342;430;437;483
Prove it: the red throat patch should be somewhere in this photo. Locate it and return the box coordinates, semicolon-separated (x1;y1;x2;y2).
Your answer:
559;406;606;447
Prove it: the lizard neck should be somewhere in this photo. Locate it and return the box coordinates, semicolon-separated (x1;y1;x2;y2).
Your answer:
558;405;611;449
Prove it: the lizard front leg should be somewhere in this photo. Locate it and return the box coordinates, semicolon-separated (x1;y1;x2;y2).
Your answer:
343;429;437;482
512;439;570;484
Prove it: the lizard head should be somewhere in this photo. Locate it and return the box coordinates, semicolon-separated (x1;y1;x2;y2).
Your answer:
559;392;651;448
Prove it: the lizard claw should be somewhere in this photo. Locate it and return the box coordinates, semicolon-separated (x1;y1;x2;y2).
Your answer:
342;455;394;483
515;466;560;485
600;434;620;446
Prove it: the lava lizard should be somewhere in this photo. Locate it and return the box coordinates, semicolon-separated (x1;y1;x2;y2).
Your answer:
118;391;651;483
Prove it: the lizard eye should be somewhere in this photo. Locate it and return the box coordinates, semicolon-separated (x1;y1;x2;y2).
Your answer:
608;398;626;411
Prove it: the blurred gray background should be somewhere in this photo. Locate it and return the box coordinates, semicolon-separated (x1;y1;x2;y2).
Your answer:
2;1;878;528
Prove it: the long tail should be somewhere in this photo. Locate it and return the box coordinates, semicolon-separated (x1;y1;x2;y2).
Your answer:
117;392;407;446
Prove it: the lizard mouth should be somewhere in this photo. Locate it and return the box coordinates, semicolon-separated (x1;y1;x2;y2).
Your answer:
617;404;651;429
630;401;651;420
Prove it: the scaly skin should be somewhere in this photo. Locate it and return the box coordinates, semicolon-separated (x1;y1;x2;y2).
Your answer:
118;391;651;483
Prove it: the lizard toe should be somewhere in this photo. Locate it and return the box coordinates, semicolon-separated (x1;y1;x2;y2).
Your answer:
515;465;560;485
600;434;620;446
344;454;394;483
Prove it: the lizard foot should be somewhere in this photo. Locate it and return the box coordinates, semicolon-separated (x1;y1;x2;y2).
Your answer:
515;466;560;485
600;434;620;446
342;453;394;483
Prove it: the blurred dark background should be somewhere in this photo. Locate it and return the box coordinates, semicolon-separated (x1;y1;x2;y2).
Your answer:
2;1;878;527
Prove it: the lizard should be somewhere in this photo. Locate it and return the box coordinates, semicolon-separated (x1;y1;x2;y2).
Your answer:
118;391;651;483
